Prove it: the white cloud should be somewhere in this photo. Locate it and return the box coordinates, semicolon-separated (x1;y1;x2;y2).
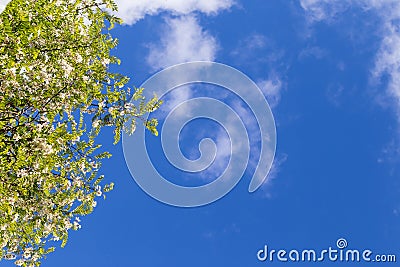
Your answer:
300;0;400;119
230;33;285;110
196;103;251;182
257;74;283;109
299;0;350;22
259;153;288;198
267;154;288;182
115;0;234;25
160;85;194;119
231;33;285;67
206;129;231;180
146;15;218;71
298;46;328;60
369;2;400;118
234;34;268;51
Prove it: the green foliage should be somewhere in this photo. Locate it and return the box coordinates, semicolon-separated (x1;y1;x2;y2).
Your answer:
0;0;161;266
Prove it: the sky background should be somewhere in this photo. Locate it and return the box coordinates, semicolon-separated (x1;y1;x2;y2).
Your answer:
2;0;400;266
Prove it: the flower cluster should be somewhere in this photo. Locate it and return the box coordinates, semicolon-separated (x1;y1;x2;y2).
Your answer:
0;0;161;266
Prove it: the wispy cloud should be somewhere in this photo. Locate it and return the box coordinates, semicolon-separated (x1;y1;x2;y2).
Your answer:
257;74;284;109
326;83;345;107
298;46;328;60
233;34;268;51
300;0;400;119
299;0;350;22
114;0;234;25
142;1;232;133
196;103;251;182
231;33;285;67
146;15;218;71
230;33;286;110
259;153;288;199
370;2;400;118
204;129;231;181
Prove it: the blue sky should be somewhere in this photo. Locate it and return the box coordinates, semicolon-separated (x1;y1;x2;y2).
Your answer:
2;0;400;266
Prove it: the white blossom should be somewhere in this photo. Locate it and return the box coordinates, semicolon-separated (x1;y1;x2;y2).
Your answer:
76;54;83;63
92;120;100;128
102;58;110;66
15;259;24;266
